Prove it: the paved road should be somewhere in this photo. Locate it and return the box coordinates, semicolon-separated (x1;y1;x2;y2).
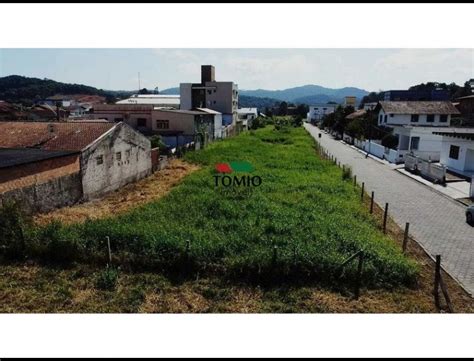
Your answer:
304;123;474;296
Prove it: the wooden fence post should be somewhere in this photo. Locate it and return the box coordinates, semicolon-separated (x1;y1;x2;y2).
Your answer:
434;255;441;309
355;251;364;299
360;182;365;201
353;175;357;187
382;203;389;233
370;191;374;214
273;245;278;267
402;223;410;253
106;236;112;265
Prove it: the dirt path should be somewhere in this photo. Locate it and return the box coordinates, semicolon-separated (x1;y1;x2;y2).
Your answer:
34;158;200;225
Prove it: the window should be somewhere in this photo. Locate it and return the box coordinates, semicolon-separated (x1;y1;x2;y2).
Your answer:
427;114;435;122
449;145;460;160
323;108;327;111
379;115;383;123
126;149;131;159
96;155;103;165
156;120;169;129
411;114;419;122
137;118;147;127
116;152;122;161
314;107;319;110
410;137;420;150
207;90;212;95
440;115;448;123
114;117;123;122
384;115;388;123
390;113;394;117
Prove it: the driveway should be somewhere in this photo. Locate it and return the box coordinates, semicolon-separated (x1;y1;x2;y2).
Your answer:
304;123;474;296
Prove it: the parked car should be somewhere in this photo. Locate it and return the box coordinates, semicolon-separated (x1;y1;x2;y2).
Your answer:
466;205;474;224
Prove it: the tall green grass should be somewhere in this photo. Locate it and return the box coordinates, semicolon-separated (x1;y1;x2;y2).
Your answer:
25;126;418;287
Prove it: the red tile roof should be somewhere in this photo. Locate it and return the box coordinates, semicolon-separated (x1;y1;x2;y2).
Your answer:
0;121;115;151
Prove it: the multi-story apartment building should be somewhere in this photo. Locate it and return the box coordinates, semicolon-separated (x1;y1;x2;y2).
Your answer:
180;65;239;134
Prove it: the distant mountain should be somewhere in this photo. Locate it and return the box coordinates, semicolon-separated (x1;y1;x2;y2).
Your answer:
238;95;281;110
160;87;180;95
240;85;369;104
0;75;134;105
162;84;369;106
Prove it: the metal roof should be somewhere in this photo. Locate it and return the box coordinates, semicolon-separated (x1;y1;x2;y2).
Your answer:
0;148;78;169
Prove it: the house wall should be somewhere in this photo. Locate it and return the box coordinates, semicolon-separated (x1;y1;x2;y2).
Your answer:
439;137;474;173
151;111;196;134
179;83;193;110
0;155;82;213
394;126;443;161
80;123;152;200
378;109;451;127
92;109;153;134
214;113;223;139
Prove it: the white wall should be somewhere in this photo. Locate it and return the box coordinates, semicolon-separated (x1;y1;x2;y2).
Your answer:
308;105;336;121
393;126;443;161
81;123;151;200
378;109;451;127
439;137;474;173
214;113;223;139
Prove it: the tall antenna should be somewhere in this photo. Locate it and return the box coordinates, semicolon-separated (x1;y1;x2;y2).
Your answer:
138;72;141;92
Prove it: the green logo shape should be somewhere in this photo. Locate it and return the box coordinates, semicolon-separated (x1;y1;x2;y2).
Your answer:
229;161;254;172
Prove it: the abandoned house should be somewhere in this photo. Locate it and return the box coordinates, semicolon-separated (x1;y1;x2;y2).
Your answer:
0;121;152;212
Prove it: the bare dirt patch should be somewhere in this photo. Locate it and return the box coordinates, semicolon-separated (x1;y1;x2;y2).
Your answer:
34;158;200;225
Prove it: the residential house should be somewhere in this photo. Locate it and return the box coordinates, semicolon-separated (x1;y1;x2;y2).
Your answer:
91;104;154;126
151;108;217;148
432;130;474;178
306;104;337;124
376;101;460;162
90;103;221;146
237;108;258;130
0;101;25;121
180;65;238;135
0;121;152;212
28;104;68;121
346;109;367;120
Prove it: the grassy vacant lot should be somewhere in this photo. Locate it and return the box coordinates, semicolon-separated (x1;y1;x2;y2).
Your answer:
15;125;416;289
2;124;474;312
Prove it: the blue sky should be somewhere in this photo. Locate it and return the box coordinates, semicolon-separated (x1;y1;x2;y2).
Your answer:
0;48;472;92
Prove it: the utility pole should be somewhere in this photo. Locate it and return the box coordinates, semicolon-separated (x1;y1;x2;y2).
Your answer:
138;72;141;93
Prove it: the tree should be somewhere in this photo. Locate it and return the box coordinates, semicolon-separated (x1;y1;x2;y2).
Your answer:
139;88;150;95
278;101;288;116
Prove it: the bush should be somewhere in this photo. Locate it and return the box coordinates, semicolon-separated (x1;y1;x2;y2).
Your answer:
149;134;168;154
34;221;79;264
250;116;267;130
95;266;119;291
342;165;352;181
381;133;399;149
0;201;29;259
292;116;303;127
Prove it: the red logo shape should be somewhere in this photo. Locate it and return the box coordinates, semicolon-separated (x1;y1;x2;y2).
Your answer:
215;163;233;173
